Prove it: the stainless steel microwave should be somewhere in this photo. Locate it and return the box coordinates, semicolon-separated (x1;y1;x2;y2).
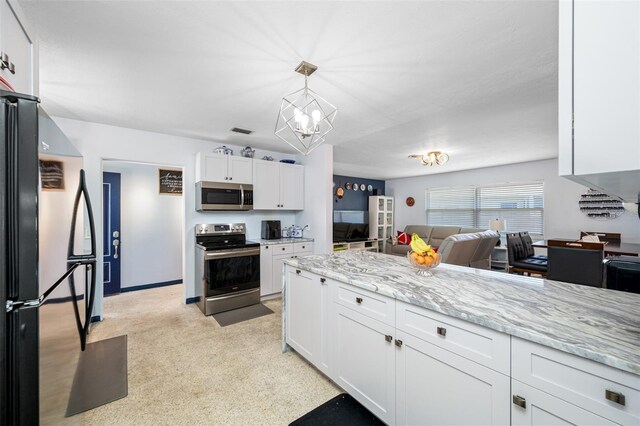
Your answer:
196;181;253;211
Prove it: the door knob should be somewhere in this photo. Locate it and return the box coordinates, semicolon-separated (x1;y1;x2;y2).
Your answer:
113;239;120;259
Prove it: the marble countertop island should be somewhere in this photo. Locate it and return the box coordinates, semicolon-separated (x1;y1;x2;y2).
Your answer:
284;251;640;375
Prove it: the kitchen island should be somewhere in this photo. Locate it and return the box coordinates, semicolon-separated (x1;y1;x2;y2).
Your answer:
282;251;640;425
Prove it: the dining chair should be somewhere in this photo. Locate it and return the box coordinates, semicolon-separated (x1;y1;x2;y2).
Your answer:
579;231;621;243
547;240;605;287
519;231;547;261
507;233;548;276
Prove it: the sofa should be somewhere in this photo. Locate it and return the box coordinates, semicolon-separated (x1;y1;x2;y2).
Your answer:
386;225;486;256
386;225;499;270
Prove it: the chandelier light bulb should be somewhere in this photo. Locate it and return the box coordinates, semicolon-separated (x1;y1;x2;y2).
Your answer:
312;109;321;123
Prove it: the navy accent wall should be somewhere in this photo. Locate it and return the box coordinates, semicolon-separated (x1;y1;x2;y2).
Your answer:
333;175;385;212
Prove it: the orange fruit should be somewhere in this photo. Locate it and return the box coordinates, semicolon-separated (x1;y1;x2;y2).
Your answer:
410;252;419;261
416;256;426;264
433;253;441;263
423;257;434;266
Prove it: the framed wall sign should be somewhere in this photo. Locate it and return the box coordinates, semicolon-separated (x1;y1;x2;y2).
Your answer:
159;168;182;195
39;159;65;190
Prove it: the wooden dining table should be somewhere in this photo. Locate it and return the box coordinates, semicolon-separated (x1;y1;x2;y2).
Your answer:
532;239;640;257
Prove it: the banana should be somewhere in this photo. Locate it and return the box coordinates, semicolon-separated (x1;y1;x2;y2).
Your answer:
410;234;431;255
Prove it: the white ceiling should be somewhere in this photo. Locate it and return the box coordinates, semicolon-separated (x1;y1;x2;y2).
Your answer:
21;0;559;180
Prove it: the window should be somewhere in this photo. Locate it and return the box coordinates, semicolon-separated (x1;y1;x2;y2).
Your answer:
425;182;544;235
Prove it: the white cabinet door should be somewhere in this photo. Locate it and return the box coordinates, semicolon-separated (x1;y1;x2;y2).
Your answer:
573;0;640;175
228;156;252;184
253;160;280;209
259;245;273;296
198;153;228;183
512;380;616;426
331;302;395;425
279;163;304;210
285;268;321;363
1;1;34;95
395;330;510;426
271;251;292;295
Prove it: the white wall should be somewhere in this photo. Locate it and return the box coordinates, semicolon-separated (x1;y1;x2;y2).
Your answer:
39;154;85;299
53;117;307;318
386;159;640;242
295;144;334;254
102;161;183;289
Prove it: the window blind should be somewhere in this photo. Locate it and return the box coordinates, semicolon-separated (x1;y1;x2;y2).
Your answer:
425;182;544;234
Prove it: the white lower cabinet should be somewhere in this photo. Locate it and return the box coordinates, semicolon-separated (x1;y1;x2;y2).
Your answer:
285;268;330;374
285;268;320;362
511;380;616;426
261;242;313;296
395;330;510;426
284;267;639;426
331;302;396;425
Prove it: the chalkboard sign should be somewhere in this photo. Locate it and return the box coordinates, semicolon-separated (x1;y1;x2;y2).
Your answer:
159;169;182;194
40;160;65;190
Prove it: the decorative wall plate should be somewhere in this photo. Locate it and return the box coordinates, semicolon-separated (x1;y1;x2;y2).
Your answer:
336;187;344;198
345;182;351;190
406;197;415;207
353;184;358;191
360;184;366;191
579;189;624;220
367;185;373;193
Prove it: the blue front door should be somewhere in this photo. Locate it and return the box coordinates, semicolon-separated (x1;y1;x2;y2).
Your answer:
103;172;121;295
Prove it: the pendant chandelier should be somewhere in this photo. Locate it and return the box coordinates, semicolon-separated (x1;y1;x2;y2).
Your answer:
275;61;338;155
409;151;450;166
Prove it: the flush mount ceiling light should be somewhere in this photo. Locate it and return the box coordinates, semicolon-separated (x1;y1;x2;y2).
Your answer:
275;61;338;156
409;151;450;166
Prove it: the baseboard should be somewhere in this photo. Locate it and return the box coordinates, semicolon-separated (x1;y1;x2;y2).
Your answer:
185;296;200;304
120;279;182;293
44;294;85;304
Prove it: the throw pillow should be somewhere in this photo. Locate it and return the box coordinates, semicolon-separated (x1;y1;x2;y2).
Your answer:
397;231;411;245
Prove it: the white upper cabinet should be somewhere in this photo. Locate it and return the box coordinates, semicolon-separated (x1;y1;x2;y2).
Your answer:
559;0;640;201
279;162;304;210
195;152;252;184
0;0;37;95
253;159;304;210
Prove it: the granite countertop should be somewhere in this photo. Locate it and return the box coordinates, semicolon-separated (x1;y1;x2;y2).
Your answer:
283;251;640;375
258;238;314;246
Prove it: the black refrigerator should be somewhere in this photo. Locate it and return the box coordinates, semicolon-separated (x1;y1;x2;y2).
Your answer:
0;90;97;424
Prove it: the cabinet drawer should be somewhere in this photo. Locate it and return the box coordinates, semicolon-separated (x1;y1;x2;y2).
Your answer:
293;242;313;254
273;244;293;254
396;301;510;375
332;283;395;326
512;337;639;425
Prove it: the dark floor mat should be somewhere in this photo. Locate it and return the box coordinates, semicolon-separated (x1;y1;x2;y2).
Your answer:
66;335;128;417
290;393;385;426
212;303;274;327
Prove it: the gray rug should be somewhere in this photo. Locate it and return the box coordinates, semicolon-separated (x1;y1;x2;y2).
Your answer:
213;304;274;327
66;335;128;417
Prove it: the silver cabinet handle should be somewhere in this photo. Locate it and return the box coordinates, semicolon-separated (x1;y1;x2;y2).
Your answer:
605;390;626;406
355;297;363;304
320;278;326;284
295;269;301;275
395;339;403;347
512;395;526;409
437;326;447;337
385;335;392;343
224;177;228;180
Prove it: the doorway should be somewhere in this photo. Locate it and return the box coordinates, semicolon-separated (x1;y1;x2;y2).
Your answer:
101;161;184;299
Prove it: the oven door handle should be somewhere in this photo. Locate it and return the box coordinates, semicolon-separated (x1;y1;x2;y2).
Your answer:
240;185;245;208
205;248;260;260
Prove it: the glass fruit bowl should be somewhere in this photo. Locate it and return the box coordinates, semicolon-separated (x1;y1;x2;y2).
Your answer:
407;250;441;276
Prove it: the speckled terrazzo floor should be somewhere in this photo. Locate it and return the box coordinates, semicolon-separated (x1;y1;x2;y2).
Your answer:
40;285;341;425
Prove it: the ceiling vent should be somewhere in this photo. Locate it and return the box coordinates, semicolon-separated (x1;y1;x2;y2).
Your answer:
231;127;253;135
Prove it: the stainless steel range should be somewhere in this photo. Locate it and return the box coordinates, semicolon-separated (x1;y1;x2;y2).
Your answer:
195;223;260;315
